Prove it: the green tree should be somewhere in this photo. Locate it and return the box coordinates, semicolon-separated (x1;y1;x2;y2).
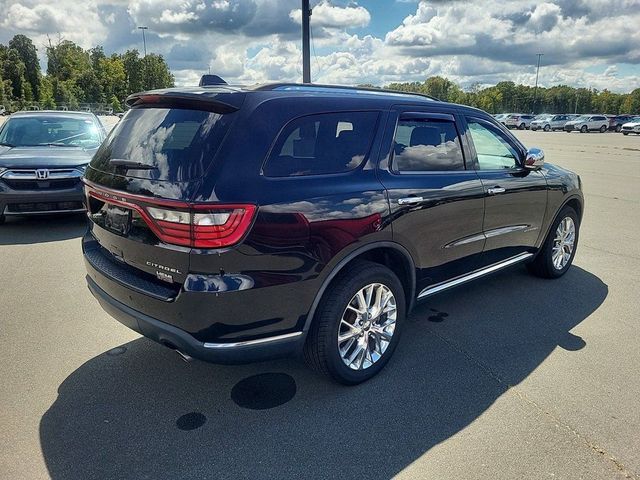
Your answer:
0;45;27;100
9;34;41;100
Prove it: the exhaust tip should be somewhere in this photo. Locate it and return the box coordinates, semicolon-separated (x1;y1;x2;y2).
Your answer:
160;340;193;363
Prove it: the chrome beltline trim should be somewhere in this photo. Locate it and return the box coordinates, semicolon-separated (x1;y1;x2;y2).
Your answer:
203;331;303;349
417;252;534;299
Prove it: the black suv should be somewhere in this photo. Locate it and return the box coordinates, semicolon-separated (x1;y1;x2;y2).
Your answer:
82;84;583;384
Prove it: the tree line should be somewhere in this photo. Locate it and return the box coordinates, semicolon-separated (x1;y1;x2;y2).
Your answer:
1;33;638;115
382;77;640;115
0;34;174;112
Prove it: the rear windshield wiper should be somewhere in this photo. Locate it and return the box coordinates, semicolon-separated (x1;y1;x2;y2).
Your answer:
109;158;158;170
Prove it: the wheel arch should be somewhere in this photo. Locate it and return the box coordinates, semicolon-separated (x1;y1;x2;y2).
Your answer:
302;242;416;334
536;193;583;254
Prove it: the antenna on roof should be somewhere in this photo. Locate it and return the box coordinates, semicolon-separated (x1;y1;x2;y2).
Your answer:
199;75;227;86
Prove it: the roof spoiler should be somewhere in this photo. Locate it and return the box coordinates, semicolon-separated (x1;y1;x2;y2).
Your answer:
125;91;241;114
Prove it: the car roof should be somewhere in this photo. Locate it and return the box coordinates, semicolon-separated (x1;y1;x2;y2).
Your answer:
125;82;492;117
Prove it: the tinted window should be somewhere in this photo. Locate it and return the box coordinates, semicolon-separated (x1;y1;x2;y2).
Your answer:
0;115;102;148
90;108;231;182
263;112;378;177
393;118;464;172
467;119;519;170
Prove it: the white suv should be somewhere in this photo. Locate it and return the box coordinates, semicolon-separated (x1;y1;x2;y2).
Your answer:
621;117;640;135
505;114;535;130
531;114;571;132
564;115;609;133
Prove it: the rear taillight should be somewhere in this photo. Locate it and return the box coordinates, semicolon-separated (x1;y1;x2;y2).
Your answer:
147;204;256;248
85;181;256;248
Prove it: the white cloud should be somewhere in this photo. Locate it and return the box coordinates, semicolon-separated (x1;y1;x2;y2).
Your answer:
0;0;638;93
290;1;371;29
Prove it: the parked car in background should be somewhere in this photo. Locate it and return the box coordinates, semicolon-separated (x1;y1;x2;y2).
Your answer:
81;83;583;384
505;114;534;130
564;115;609;133
610;115;635;132
494;113;507;124
0;111;106;224
621;117;640;135
530;114;571;132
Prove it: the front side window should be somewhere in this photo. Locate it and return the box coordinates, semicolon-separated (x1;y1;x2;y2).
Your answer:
263;111;378;177
392;118;464;172
466;119;520;170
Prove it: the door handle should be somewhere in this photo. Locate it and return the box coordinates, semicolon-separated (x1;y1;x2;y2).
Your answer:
487;187;506;195
398;196;423;205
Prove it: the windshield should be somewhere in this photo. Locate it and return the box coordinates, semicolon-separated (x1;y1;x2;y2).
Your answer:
573;116;589;122
0;116;103;148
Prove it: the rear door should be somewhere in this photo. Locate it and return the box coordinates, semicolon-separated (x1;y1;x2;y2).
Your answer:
462;115;547;262
84;95;242;285
378;106;485;292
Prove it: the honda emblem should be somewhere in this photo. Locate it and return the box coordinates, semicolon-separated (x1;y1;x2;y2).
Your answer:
36;169;49;180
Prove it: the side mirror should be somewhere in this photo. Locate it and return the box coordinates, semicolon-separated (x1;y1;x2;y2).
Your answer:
524;147;545;170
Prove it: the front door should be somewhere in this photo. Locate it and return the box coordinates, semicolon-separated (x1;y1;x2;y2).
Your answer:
377;107;486;293
463;116;548;263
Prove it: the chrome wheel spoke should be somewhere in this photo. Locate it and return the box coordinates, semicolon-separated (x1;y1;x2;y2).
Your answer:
552;216;576;270
338;283;397;371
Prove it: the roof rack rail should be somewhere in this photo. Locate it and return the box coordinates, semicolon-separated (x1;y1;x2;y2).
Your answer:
253;83;439;101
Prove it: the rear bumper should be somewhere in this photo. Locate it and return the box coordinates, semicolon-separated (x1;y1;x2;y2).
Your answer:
87;275;305;364
0;184;84;216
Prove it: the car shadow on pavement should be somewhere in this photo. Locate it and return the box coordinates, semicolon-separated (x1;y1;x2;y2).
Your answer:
0;214;85;245
39;265;607;480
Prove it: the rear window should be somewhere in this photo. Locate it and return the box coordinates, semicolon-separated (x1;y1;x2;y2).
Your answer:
263;111;379;177
90;107;232;182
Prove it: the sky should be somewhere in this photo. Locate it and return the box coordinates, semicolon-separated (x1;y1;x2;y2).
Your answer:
1;0;639;92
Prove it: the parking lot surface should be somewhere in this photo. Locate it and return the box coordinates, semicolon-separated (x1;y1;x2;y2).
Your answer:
1;127;639;479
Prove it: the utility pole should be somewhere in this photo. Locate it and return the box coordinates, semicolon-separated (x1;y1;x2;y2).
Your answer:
138;26;149;89
138;26;148;57
532;53;543;114
301;0;311;83
575;93;578;114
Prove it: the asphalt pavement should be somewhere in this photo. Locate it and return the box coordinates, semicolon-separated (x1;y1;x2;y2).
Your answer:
0;127;639;479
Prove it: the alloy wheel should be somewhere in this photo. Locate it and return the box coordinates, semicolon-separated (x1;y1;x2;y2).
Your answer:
338;283;397;371
552;216;576;270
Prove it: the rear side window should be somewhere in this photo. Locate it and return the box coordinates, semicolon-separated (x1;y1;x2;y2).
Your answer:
392;118;464;172
263;111;378;177
90;108;231;182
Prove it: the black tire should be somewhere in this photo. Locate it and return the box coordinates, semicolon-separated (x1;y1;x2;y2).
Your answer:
519;123;526;130
616;125;622;133
544;124;551;132
527;206;579;279
623;132;629;136
599;125;607;133
304;261;406;385
580;125;588;133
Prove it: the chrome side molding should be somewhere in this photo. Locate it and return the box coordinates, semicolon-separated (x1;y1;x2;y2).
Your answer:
417;252;534;299
203;331;303;350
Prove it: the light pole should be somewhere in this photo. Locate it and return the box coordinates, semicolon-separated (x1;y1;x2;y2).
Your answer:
138;26;148;58
138;26;149;89
301;0;311;83
532;53;543;114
